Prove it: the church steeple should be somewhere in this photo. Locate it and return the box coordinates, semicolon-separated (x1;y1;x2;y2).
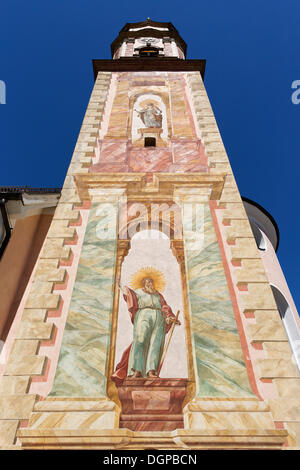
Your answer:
111;20;186;59
2;19;299;452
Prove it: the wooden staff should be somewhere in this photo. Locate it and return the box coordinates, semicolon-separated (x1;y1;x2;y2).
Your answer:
157;310;180;376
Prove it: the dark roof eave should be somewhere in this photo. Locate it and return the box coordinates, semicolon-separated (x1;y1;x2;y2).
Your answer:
0;186;61;200
93;58;206;80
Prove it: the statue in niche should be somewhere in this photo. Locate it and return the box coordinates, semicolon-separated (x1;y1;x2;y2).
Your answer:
135;103;162;128
112;267;180;384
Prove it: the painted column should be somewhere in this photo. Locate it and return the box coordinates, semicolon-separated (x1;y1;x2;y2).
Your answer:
19;189;127;434
175;187;253;398
50;198;118;397
174;188;277;432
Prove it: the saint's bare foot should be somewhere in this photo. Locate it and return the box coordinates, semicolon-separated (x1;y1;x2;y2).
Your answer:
128;370;142;379
147;370;158;378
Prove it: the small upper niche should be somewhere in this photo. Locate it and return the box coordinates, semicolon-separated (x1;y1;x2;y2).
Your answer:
131;94;168;147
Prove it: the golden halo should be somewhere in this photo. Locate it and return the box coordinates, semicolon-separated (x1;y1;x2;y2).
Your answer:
129;266;166;292
139;99;160;108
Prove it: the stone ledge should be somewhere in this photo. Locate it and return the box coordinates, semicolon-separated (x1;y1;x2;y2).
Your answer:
0;445;22;450
29;281;53;294
268;398;300;421
234;259;268;283
16;321;54;340
47;219;77;238
224;219;253;239
249;316;287;342
67;163;90;175
24;293;61;310
274;378;300;397
222;203;249;219
0;376;30;395
0;395;37;419
17;428;288;450
53;204;80;221
209;162;233;174
264;342;294;358
40;239;71;260
256;359;299;378
34;269;66;283
33;398;118;412
0;420;19;446
58;190;81;204
21;310;47;323
220;187;243;203
10;339;39;356
230;238;261;260
240;284;278;311
184;398;269;412
4;355;47;376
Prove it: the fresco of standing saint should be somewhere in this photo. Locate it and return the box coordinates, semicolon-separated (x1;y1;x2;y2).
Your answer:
135;103;162;128
111;267;180;385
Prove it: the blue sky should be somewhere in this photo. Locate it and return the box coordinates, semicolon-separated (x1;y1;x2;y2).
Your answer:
0;0;299;310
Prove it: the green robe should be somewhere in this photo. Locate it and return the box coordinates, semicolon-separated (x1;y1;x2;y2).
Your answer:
128;288;166;377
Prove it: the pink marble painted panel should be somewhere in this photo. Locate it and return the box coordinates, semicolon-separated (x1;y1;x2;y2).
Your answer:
128;147;173;172
132;391;170;410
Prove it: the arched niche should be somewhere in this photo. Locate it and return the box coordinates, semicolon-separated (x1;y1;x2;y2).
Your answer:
114;229;188;379
130;93;169;146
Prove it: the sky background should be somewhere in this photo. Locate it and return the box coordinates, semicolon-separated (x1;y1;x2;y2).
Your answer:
0;0;299;310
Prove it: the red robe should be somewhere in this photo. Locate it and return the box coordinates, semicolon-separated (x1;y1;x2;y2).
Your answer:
111;287;175;385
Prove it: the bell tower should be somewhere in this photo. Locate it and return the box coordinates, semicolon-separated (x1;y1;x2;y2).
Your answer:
1;19;299;450
111;19;186;59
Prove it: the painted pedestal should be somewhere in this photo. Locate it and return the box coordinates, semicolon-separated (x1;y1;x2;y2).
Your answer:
117;378;187;431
